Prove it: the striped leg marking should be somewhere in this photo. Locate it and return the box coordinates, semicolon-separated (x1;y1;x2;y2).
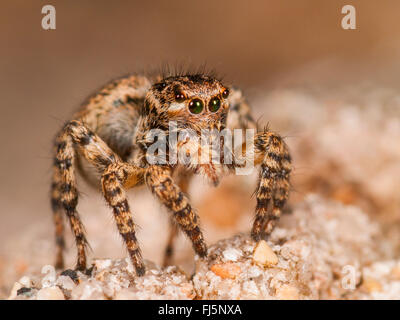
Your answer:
251;131;292;241
53;120;145;274
53;129;88;270
101;163;145;276
145;166;207;258
50;142;66;269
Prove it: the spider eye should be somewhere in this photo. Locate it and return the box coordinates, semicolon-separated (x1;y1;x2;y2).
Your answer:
222;89;230;99
209;97;221;112
154;82;167;92
175;92;186;102
188;98;204;114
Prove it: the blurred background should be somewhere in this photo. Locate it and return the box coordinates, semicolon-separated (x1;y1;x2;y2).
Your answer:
1;0;400;296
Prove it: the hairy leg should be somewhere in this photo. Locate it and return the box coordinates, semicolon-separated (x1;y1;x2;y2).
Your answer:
226;88;291;239
145;166;207;259
162;170;193;267
226;87;258;131
251;130;292;241
50;76;153;274
101;163;145;275
226;87;291;240
55;120;145;274
50;139;66;269
53;129;89;270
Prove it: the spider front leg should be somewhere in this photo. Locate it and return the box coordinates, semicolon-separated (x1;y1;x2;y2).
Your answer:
251;130;292;241
55;120;145;275
145;166;208;259
101;163;145;275
162;170;194;267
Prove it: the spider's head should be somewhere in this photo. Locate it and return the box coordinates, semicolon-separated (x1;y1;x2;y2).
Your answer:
144;74;230;133
143;74;232;183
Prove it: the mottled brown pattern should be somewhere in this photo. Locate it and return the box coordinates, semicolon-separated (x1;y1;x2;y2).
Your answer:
50;73;291;276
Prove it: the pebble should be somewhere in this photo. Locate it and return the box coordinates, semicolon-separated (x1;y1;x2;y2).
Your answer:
94;259;112;270
211;263;241;279
37;287;65;300
7;282;23;300
222;248;242;262
253;240;278;266
276;285;300;300
56;275;77;291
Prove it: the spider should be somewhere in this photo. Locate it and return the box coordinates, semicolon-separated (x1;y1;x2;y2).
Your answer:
50;72;292;276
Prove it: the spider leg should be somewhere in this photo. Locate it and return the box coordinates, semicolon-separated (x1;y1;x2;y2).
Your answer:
55;120;145;275
251;130;292;241
226;87;258;131
145;166;207;259
50;139;66;269
101;163;145;275
162;170;193;267
53;128;89;271
226;87;291;240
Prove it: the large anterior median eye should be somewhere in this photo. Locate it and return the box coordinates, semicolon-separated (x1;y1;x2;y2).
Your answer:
209;97;221;112
188;98;204;114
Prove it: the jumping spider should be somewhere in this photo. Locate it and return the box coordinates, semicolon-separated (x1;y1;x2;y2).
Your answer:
51;73;291;276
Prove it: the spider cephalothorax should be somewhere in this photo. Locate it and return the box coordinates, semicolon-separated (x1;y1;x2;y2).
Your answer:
50;72;291;276
144;74;229;131
134;74;232;185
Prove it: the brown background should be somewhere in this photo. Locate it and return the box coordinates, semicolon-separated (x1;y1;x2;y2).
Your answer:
1;0;400;241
